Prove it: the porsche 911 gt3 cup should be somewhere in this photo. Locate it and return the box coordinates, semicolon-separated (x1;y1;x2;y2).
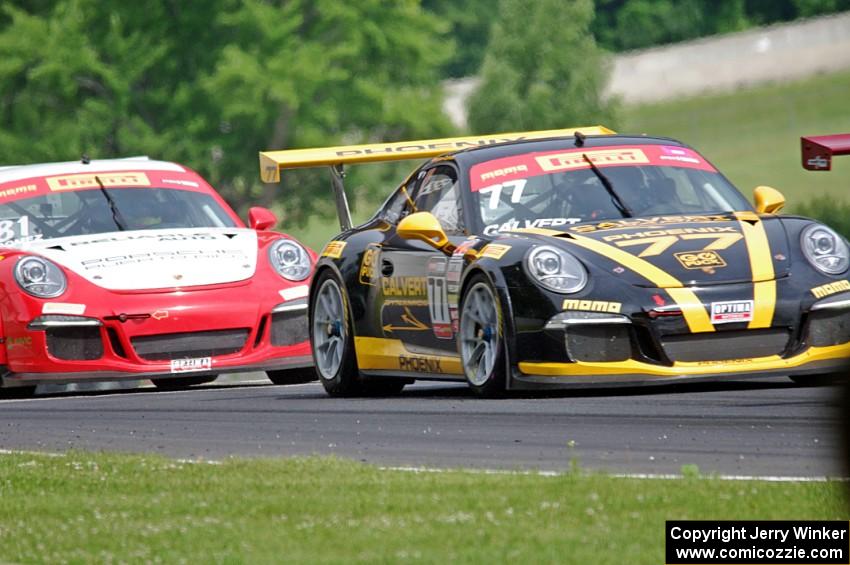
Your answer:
260;127;850;396
0;157;315;395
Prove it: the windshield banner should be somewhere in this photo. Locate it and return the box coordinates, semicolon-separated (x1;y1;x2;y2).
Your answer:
469;145;716;191
0;170;208;203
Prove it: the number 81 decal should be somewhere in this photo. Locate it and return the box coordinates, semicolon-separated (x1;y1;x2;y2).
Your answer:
426;257;453;339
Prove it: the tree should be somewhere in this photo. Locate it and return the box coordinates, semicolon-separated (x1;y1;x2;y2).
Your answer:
466;0;617;134
422;0;497;77
0;0;454;225
202;0;454;222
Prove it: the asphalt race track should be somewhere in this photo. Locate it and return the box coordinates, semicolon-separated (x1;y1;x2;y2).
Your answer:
0;377;845;478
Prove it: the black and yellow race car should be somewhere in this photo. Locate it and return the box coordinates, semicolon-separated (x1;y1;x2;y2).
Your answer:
260;126;850;396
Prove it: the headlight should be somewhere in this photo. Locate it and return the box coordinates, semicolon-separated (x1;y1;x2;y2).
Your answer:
525;245;587;293
801;224;850;275
269;239;311;281
14;256;67;298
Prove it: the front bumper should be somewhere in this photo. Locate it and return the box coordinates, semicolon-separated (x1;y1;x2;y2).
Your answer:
514;343;850;389
510;291;850;389
0;284;312;387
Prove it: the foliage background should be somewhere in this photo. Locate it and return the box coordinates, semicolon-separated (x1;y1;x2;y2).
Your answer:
1;0;848;244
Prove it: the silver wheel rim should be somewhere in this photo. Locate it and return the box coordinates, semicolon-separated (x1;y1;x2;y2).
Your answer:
312;278;346;380
460;282;500;387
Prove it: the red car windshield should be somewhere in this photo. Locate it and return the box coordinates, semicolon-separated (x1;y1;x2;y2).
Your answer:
0;187;237;246
468;145;752;235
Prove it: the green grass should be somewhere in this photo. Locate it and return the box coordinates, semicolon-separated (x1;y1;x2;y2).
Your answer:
0;452;845;563
287;70;850;252
621;69;850;211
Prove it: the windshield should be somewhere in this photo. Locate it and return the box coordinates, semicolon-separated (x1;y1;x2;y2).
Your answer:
469;145;752;235
0;187;237;246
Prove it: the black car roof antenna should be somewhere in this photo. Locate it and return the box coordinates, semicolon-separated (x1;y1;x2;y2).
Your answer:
574;131;586;147
581;154;634;218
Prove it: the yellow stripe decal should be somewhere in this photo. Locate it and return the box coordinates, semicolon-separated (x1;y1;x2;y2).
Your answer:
565;233;714;333
735;212;776;328
354;336;463;375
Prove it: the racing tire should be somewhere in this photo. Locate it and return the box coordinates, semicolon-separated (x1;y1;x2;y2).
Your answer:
310;270;365;397
458;274;507;397
151;375;218;389
266;367;317;385
789;373;850;386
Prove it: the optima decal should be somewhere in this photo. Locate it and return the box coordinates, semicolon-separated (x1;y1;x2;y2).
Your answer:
710;300;753;324
561;299;622;313
811;280;850;299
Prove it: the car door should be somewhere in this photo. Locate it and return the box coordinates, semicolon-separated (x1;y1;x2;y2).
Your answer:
377;163;467;360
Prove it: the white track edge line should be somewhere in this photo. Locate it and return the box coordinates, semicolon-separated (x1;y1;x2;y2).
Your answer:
380;465;849;482
0;450;844;482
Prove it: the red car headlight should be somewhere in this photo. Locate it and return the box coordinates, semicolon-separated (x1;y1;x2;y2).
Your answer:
14;256;67;298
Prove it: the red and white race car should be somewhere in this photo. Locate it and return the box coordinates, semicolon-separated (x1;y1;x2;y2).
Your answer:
0;157;316;395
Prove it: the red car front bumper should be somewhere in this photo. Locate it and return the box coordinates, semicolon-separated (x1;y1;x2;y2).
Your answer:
0;280;312;387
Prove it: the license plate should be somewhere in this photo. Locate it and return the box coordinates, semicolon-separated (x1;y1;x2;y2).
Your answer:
170;357;212;373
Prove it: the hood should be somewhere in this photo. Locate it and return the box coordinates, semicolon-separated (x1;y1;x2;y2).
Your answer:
519;214;790;288
17;227;258;291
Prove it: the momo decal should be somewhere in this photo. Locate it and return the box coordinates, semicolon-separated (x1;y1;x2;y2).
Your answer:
561;299;622;313
0;183;37;201
811;280;850;299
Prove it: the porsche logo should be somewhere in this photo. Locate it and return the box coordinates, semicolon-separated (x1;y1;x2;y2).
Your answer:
152;310;169;320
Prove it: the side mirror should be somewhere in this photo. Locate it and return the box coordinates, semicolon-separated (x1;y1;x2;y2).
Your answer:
397;212;453;254
248;206;277;230
753;186;785;214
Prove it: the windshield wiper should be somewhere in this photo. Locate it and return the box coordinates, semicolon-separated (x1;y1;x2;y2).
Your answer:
582;154;633;218
94;175;128;231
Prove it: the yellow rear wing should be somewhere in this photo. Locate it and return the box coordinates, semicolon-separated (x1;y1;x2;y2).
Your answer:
258;125;615;183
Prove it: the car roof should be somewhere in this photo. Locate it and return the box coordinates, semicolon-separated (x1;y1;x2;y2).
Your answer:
450;134;688;168
0;157;188;185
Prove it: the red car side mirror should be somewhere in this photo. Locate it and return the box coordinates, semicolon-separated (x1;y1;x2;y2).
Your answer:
248;206;277;231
